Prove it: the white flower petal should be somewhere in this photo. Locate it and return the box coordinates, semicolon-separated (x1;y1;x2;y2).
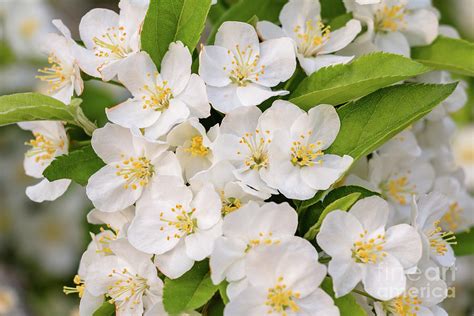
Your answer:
117;51;157;96
177;74;210;118
349;196;389;233
107;99;161;129
301;154;353;191
236;83;288;107
215;21;260;56
185;222;222;261
363;253;406;300
256;21;286;40
403;9;439;46
210;237;247;284
86;165;143;212
199;45;233;87
384;224;422;269
297;288;339;315
26;178;71;203
79;8;119;49
374;31;410;57
319;19;362;54
327;257;363;297
154;240;195;279
280;0;321;38
298;53;354;75
255;37;296;87
91;123;135;163
144;99;190;139
207;84;243;113
161;41;192;95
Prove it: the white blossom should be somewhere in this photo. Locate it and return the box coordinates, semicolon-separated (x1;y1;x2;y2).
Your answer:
107;42;210;138
86;123;182;212
317;196;422;300
257;0;361;75
18;121;71;202
69;0;150;81
224;238;339;316
262;104;353;200
199;21;296;113
210;201;298;299
343;0;439;56
127;177;222;278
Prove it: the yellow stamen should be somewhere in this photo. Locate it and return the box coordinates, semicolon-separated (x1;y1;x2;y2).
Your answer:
293;19;331;57
184;136;209;157
115;156;154;190
265;276;301;315
375;5;407;32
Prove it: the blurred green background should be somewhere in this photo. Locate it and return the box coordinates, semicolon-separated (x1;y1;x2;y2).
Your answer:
0;0;472;315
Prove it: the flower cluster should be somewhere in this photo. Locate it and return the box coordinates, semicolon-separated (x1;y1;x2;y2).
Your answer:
9;0;472;315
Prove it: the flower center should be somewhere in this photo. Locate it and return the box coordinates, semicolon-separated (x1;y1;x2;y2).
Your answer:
221;195;241;216
427;220;457;256
381;175;415;205
184;136;209;157
238;129;271;170
63;275;85;298
106;268;149;311
375;4;407;32
293;19;331;57
93;26;132;59
160;204;197;239
352;231;387;264
226;44;265;86
115;156;155;190
387;293;422;316
36;54;70;93
290;133;324;167
441;202;463;232
25;132;64;165
140;74;174;111
265;277;301;315
19;18;40;39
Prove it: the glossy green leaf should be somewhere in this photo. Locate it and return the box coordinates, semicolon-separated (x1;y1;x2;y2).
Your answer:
289;52;430;110
321;278;367;316
92;301;115;316
452;228;474;256
412;36;474;76
43;145;105;186
322;185;380;207
141;0;212;67
163;260;219;314
207;0;287;43
0;93;74;126
304;193;361;240
327;83;457;161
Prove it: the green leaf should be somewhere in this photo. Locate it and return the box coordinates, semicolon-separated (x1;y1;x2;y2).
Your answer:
327;83;457;161
289;52;430;110
92;301;115;316
412;36;474;76
328;13;353;30
207;0;287;43
321;0;346;20
322;185;379;207
0;93;75;126
321;278;367;316
218;281;229;305
141;0;212;67
452;228;474;256
304;193;361;240
163;260;219;314
43;145;105;186
80;81;116;127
